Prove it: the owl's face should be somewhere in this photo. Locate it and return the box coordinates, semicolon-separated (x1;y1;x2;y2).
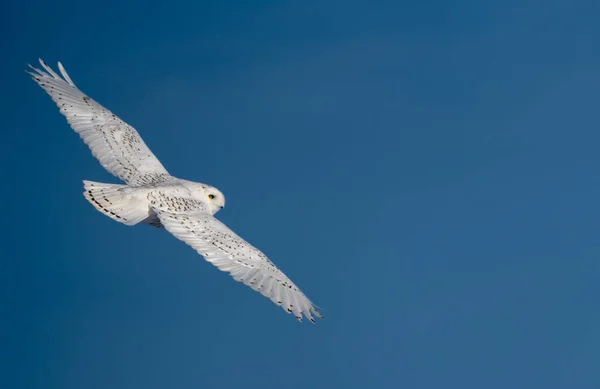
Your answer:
204;186;226;215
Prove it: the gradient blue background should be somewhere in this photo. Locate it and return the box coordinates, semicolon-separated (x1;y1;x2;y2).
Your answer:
2;1;600;388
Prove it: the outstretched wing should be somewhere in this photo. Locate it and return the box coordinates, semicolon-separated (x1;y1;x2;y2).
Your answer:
28;59;171;187
152;203;323;323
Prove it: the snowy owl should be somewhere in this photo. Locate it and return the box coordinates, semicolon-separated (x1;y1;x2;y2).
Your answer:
28;59;322;323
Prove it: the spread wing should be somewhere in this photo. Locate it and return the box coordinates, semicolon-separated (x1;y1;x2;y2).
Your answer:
28;59;171;187
151;200;323;323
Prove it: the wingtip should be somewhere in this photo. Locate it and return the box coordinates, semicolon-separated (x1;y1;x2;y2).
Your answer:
37;58;61;79
27;58;76;86
303;306;324;324
27;64;44;77
312;308;324;320
57;61;75;86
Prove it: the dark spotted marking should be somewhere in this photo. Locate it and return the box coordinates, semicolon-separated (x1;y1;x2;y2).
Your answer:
87;190;126;221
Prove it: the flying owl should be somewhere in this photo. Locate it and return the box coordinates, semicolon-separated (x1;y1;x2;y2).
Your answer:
28;59;322;323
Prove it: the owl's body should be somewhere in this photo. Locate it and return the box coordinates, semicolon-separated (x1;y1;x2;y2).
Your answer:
29;59;322;323
83;178;223;228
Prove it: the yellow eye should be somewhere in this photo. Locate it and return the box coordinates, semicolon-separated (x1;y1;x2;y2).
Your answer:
208;194;215;200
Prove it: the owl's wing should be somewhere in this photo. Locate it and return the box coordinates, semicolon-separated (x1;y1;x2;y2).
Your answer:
152;203;323;323
28;59;171;187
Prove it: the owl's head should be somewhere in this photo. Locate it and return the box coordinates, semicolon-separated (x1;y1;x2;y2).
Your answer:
203;185;226;215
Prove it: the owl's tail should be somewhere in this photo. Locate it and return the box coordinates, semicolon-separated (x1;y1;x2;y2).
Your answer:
83;181;150;226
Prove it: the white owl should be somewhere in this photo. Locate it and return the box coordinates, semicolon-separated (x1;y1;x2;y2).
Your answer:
29;59;322;323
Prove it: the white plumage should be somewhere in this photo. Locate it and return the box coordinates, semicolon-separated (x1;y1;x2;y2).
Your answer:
29;59;322;323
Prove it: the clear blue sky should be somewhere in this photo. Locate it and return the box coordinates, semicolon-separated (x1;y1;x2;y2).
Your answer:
2;1;600;388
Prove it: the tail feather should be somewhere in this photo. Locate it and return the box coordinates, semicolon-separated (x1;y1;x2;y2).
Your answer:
83;181;149;226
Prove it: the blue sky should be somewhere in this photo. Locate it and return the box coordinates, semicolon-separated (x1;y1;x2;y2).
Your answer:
2;0;600;388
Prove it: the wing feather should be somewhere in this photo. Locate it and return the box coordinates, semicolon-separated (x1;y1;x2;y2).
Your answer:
28;59;171;186
153;206;323;323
